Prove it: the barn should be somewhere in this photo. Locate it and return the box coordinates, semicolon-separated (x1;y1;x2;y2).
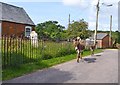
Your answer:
0;2;35;37
89;33;112;48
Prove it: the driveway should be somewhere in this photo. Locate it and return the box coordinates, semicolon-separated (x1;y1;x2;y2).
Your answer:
3;49;118;83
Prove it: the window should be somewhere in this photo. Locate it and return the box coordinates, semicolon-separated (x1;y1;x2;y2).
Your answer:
25;26;32;37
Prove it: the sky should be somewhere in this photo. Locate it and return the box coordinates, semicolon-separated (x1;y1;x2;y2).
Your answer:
1;0;119;31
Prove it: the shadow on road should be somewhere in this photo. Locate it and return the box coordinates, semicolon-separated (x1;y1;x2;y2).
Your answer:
3;68;73;83
95;54;101;56
83;58;97;63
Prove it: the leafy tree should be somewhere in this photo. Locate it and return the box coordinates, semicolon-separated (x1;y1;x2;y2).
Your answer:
67;19;90;39
35;21;65;41
114;31;120;44
60;30;68;40
35;23;46;39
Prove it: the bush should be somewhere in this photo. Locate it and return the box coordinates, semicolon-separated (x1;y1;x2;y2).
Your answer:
41;42;75;60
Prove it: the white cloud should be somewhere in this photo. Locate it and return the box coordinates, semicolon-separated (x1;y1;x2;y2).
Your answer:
102;0;119;4
1;0;62;2
91;0;98;6
88;22;96;29
88;0;118;31
62;0;87;7
62;0;118;31
89;21;118;31
89;21;109;31
62;0;80;5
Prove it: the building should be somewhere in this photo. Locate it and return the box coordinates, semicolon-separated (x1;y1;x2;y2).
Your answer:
0;2;35;37
89;33;111;48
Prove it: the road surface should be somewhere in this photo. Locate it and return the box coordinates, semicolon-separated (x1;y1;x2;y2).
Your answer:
3;49;118;83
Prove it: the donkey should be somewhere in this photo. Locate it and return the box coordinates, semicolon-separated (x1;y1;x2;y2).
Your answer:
73;38;97;63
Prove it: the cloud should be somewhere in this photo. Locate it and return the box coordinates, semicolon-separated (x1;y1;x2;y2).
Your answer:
89;21;118;31
88;22;96;30
88;0;118;31
62;0;118;31
1;0;62;2
102;0;119;4
62;0;87;7
62;0;81;6
89;21;108;31
91;0;98;6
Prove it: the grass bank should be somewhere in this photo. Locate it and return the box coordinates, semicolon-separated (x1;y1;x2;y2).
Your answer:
3;49;103;81
116;43;120;49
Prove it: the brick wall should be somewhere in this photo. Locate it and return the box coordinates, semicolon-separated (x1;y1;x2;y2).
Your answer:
102;35;109;48
2;21;35;36
96;40;102;48
96;35;110;48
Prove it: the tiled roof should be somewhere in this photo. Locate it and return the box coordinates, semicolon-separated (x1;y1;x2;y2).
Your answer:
0;2;35;25
89;33;108;40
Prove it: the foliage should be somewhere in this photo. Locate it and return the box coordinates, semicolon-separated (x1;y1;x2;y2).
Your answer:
35;19;92;40
116;31;120;44
67;19;90;39
60;30;68;40
35;21;65;41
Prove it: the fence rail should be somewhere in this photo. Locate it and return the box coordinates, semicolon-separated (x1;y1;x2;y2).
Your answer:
1;35;75;69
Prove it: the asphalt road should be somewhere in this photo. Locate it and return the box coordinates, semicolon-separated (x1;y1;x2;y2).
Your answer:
3;49;118;83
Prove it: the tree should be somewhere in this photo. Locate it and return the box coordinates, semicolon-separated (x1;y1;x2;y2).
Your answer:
114;31;120;44
35;21;65;41
35;23;46;39
60;30;68;40
67;19;90;39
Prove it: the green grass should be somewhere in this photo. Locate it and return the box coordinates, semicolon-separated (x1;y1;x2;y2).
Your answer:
2;39;75;67
116;43;120;49
2;49;103;81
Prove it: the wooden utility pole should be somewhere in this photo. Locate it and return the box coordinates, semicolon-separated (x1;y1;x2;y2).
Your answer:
94;0;100;45
109;15;112;47
68;14;70;28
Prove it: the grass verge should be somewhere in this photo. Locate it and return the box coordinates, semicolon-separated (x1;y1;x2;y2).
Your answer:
3;49;103;81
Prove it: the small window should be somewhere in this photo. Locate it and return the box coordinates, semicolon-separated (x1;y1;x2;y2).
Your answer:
25;26;32;37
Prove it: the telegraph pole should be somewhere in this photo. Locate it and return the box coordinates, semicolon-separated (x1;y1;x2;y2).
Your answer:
109;15;112;47
68;14;70;28
94;0;100;45
68;14;71;41
101;3;113;47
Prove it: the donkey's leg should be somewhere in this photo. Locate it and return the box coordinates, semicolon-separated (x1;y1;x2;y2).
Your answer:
76;50;80;63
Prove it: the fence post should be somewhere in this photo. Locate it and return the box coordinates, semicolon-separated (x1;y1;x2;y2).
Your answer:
41;39;44;60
